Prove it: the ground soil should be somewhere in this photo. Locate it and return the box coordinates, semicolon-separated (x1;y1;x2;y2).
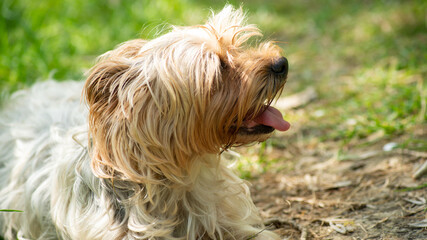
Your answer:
248;134;427;240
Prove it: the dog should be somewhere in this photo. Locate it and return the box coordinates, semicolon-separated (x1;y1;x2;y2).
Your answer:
0;5;290;240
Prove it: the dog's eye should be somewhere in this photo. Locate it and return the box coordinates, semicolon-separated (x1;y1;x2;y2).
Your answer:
220;60;227;70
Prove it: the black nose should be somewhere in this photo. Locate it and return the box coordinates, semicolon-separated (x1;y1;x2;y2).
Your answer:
271;57;288;76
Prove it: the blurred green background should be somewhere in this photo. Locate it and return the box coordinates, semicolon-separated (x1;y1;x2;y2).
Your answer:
1;0;426;176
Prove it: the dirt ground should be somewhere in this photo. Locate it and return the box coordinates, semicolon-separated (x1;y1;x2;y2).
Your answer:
248;132;427;240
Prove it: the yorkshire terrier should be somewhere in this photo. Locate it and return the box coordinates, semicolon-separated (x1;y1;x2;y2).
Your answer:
0;5;289;240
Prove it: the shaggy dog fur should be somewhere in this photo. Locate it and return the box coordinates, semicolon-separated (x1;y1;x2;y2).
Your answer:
0;5;290;240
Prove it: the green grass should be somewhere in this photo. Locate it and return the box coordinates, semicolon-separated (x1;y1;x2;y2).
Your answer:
1;0;426;173
0;0;204;93
396;183;427;192
0;210;22;213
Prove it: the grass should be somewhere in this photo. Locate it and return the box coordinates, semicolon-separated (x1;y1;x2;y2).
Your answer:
396;183;427;192
0;0;201;93
0;210;22;213
1;0;426;176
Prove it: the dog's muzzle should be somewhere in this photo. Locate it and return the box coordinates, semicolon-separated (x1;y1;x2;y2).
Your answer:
232;57;290;137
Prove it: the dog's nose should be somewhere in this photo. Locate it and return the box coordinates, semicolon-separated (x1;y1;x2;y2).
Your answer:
271;57;288;76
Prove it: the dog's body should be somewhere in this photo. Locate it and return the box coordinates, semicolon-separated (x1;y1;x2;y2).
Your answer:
0;6;289;240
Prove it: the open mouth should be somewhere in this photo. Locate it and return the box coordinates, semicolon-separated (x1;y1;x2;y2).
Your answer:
237;105;290;135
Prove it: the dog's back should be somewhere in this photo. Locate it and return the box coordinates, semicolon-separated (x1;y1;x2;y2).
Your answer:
0;80;86;239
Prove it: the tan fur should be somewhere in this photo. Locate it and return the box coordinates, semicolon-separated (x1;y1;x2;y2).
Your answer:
0;5;287;239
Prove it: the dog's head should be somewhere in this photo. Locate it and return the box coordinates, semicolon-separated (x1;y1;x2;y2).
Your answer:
84;5;289;181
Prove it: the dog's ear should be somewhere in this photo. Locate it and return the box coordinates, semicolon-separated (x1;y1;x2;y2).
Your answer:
84;39;147;114
83;40;148;181
83;38;197;183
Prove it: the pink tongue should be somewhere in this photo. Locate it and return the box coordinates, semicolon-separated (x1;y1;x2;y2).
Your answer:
253;106;290;131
